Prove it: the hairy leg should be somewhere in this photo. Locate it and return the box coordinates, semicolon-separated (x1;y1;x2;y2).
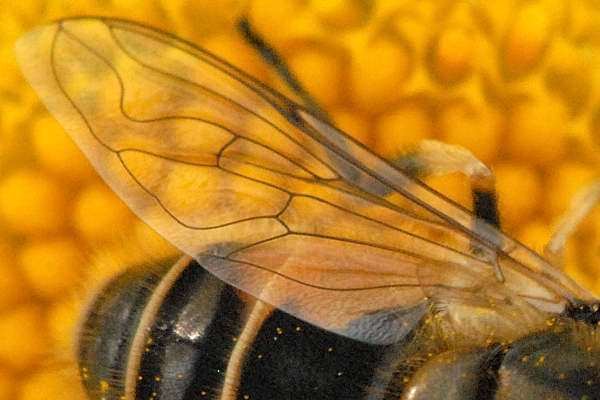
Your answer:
392;139;501;229
393;140;504;280
545;180;600;268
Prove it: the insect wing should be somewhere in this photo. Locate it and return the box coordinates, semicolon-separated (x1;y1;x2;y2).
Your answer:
15;17;592;344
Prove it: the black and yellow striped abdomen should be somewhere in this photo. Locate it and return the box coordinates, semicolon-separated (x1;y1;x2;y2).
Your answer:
78;257;600;400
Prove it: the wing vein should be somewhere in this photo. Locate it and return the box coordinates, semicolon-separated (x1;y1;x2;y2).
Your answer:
106;22;340;180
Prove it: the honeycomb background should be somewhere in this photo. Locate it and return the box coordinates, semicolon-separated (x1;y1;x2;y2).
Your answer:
0;0;599;397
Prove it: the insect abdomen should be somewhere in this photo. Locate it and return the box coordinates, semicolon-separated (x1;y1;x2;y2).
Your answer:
78;261;170;399
78;257;247;399
78;258;408;399
238;305;394;399
78;258;600;400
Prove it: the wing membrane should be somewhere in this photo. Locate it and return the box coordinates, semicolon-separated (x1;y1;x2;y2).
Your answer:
16;17;593;344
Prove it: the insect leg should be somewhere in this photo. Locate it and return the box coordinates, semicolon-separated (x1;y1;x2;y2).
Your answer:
237;17;330;122
392;139;501;229
392;140;503;280
545;180;600;268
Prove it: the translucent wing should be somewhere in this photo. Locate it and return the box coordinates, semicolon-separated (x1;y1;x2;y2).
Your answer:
16;17;593;344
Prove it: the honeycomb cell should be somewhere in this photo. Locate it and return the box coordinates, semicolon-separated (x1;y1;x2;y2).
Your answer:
41;0;104;21
0;240;28;311
424;172;471;209
544;38;592;115
108;0;165;27
160;0;244;39
591;107;600;149
0;98;36;167
544;162;597;220
438;100;501;164
132;221;179;261
430;27;476;84
495;163;542;230
288;46;345;108
247;0;307;46
507;98;567;167
374;102;432;158
202;33;268;81
563;0;600;43
503;3;553;77
0;368;15;400
30;115;95;183
349;37;411;113
19;368;87;400
392;13;429;53
565;239;597;295
47;297;83;360
517;220;552;253
72;183;134;243
310;0;372;29
0;46;25;99
0;304;48;371
0;11;26;51
0;169;68;236
19;238;84;300
331;108;371;145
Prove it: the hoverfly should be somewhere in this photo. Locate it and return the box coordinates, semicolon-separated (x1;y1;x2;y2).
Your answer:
16;16;600;400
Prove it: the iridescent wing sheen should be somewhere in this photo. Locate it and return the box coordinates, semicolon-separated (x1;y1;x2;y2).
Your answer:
15;17;593;344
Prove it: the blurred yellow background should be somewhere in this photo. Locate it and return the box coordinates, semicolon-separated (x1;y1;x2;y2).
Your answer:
0;0;599;398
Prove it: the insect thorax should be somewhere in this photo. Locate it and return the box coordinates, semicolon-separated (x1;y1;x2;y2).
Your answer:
564;301;600;325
